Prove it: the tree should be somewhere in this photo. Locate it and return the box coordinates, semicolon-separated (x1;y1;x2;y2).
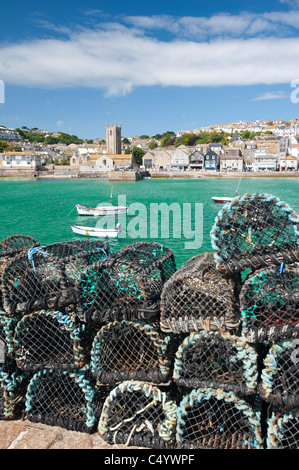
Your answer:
132;146;145;165
0;140;9;152
148;140;158;150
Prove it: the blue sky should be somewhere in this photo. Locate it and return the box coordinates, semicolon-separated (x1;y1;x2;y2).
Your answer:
0;0;299;139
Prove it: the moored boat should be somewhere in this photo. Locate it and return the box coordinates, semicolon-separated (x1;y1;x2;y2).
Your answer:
76;204;128;216
71;223;122;238
211;196;234;204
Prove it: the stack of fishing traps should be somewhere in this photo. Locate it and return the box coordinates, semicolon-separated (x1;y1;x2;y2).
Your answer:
0;236;111;432
0;192;298;450
209;192;299;449
86;242;179;448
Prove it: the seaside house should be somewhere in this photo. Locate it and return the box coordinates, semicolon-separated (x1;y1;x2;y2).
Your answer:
170;149;190;170
220;149;244;172
1;151;41;169
189;150;205;170
209;143;223;155
204;150;220;170
279;155;298;171
253;152;278;171
142;150;172;170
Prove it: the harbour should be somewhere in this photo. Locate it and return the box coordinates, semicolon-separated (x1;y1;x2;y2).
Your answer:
0;176;298;267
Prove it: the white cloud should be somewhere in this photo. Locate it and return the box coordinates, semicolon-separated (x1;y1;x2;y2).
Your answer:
250;91;289;101
0;22;299;96
56;120;64;127
124;10;299;39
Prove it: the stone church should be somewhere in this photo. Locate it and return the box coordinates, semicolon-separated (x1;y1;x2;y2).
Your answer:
70;122;129;170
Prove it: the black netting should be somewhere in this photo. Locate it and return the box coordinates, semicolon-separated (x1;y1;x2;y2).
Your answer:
0;235;40;310
76;242;176;324
160;253;240;334
0;313;16;371
173;330;258;395
90;320;177;385
210;193;299;275
240;264;299;343
25;368;98;433
267;409;299;449
0;368;30;419
14;310;86;371
176;388;263;449
98;380;177;448
259;338;299;409
2;240;110;317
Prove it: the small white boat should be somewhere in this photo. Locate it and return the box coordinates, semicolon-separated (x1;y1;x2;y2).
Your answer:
211;196;234;204
71;223;122;238
76;204;128;216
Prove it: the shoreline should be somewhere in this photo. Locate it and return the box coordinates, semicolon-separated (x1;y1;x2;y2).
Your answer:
0;169;299;180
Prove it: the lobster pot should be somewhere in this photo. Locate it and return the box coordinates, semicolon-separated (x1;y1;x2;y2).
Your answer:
240;264;299;343
90;320;177;386
0;234;40;264
267;409;299;449
259;339;299;410
210;193;299;275
0;235;40;309
14;310;86;372
0;313;17;369
176;388;263;449
34;241;110;291
0;367;31;419
2;250;69;317
173;330;258;396
25;367;98;433
76;242;176;324
98;380;177;448
160;253;240;334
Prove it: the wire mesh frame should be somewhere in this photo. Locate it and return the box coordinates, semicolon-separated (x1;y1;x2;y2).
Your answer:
98;380;178;448
75;242;176;324
2;250;71;317
267;408;299;449
173;330;258;395
259;338;299;410
176;388;263;449
0;235;41;310
0;234;40;258
25;367;98;433
13;310;86;372
210;193;299;275
0;313;17;365
0;367;31;419
160;254;240;334
1;240;108;317
90;320;176;386
240;264;299;343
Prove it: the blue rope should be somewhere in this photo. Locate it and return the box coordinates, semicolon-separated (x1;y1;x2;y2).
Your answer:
27;246;49;274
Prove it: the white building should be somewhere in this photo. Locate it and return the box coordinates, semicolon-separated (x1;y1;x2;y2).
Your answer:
253;153;278;171
170;149;190;170
1;152;41;169
279;155;298;171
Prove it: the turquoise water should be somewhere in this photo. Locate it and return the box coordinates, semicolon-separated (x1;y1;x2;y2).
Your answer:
0;177;298;267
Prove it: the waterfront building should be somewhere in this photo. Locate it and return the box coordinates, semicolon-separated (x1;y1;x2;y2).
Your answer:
279;155;299;171
0;151;41;169
189;151;205;170
142;150;172;170
253;153;278;171
204;150;220;170
220;154;244;172
170;149;190;170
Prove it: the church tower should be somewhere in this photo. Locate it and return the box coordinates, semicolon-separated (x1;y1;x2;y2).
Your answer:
106;122;122;154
